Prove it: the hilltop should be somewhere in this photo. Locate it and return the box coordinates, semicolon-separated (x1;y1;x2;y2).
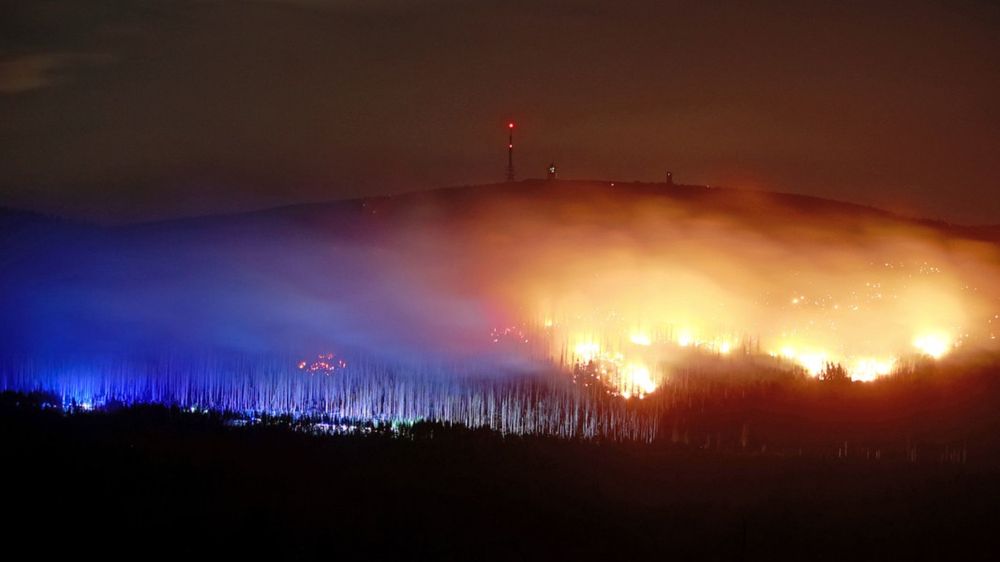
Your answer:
3;181;999;246
109;180;1000;244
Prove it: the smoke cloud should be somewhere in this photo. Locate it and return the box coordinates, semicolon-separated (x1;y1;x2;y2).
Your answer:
3;182;999;383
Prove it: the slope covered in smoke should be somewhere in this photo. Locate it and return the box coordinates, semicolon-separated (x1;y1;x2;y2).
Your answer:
2;180;999;384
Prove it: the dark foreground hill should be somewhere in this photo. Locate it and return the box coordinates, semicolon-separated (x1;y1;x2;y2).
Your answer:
3;393;998;561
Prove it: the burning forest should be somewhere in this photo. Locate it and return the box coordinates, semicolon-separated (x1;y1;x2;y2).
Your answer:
3;181;1000;451
5;2;1000;557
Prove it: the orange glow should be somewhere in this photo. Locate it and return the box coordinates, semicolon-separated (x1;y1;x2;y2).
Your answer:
849;358;896;382
621;362;656;398
913;333;951;359
629;332;651;346
677;329;695;348
385;183;1000;390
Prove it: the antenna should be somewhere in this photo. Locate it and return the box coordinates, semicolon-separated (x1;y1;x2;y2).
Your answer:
506;121;515;182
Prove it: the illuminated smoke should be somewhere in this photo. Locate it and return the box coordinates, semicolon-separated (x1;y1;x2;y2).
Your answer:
418;184;1000;385
3;182;999;431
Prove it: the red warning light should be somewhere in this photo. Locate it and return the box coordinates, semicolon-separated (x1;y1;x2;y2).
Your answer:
508;122;515;129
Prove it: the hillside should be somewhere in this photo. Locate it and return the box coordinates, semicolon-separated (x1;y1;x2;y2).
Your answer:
3;180;999;362
111;180;1000;244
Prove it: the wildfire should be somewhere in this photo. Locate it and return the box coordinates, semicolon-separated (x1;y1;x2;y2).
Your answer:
556;320;959;389
776;346;828;376
569;341;659;399
849;357;896;382
474;190;1000;388
457;187;995;390
621;362;656;398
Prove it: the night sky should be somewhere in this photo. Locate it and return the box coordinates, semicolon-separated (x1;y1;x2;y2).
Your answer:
1;1;998;224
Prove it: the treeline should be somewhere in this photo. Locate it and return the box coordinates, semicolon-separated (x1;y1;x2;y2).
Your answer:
643;356;1000;465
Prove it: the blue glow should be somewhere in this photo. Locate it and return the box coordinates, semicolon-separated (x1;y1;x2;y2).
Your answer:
2;355;657;441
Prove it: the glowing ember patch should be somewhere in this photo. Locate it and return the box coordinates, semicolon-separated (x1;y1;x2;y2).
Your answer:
491;325;529;344
297;353;348;373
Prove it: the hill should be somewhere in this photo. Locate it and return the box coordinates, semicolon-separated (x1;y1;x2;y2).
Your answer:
114;180;1000;244
2;179;998;361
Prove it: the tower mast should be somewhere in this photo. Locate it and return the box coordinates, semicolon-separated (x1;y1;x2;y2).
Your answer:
506;121;515;182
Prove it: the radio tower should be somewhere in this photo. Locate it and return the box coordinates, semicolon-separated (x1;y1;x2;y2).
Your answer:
506;121;515;182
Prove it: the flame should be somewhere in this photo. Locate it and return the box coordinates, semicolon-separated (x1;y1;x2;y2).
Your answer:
560;321;958;392
621;362;656;398
568;339;660;399
849;357;896;382
573;341;601;363
677;329;695;347
798;352;828;377
462;188;998;394
629;332;652;346
913;333;950;359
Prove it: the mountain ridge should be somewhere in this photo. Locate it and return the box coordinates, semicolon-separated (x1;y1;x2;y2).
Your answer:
3;181;999;244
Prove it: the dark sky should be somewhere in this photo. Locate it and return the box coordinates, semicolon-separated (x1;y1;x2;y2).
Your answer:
1;1;998;224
